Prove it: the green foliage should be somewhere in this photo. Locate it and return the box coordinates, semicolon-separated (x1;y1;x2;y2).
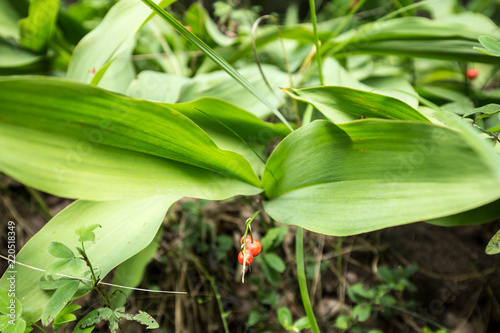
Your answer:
335;264;420;332
475;36;500;57
277;307;310;332
2;0;500;331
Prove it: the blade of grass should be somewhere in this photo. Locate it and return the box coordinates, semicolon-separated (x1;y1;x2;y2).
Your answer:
296;227;320;333
139;0;293;132
309;0;323;86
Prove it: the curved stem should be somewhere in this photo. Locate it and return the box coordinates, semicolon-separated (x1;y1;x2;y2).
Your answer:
296;227;320;333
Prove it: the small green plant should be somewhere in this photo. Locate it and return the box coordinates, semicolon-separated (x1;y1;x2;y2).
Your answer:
277;306;311;332
334;264;419;332
40;225;159;332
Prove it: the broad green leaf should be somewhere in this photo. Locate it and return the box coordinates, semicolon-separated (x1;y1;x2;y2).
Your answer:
475;36;500;57
166;98;290;174
18;0;59;53
45;258;72;277
110;230;161;308
48;242;74;259
41;280;80;325
0;289;21;319
263;120;500;236
427;199;500;227
2;317;25;333
0;196;177;323
324;17;500;64
284;86;429;123
0;0;21;39
53;303;80;332
128;65;290;118
139;0;293;131
40;277;76;291
67;0;174;83
319;58;419;109
0;77;261;201
486;229;500;255
0;40;41;68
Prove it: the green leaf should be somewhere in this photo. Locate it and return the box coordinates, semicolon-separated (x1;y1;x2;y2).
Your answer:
110;230;161;308
325;16;500;64
0;77;262;201
0;40;41;68
260;226;288;251
0;196;177;324
263;253;286;273
76;224;101;243
427;199;500;227
277;307;292;329
0;0;21;39
465;104;500;120
67;0;175;83
263;120;500;236
167;97;290;173
52;303;81;331
475;36;500;57
334;315;353;330
284;86;429;123
139;0;293;131
132;310;159;329
292;316;311;330
2;317;26;333
45;259;72;276
18;0;59;53
128;65;291;118
77;308;113;331
0;288;22;318
486;229;500;255
40;277;77;290
352;304;371;322
48;242;75;259
259;259;281;286
41;279;80;325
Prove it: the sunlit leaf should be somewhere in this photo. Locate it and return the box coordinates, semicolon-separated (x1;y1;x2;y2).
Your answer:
263;120;500;235
0;77;262;201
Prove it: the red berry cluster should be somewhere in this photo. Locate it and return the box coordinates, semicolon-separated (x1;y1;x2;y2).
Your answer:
238;235;262;266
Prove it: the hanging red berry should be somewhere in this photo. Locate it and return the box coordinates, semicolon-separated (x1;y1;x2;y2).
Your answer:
246;239;262;257
240;235;252;245
466;68;479;80
238;251;253;265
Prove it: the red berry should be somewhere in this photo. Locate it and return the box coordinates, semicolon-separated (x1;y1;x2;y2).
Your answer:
185;25;193;33
238;251;253;265
246;239;262;257
466;68;479;80
240;235;252;245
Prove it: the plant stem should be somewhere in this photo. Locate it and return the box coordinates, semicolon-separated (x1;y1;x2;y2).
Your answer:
296;227;320;333
336;236;344;313
309;0;323;86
